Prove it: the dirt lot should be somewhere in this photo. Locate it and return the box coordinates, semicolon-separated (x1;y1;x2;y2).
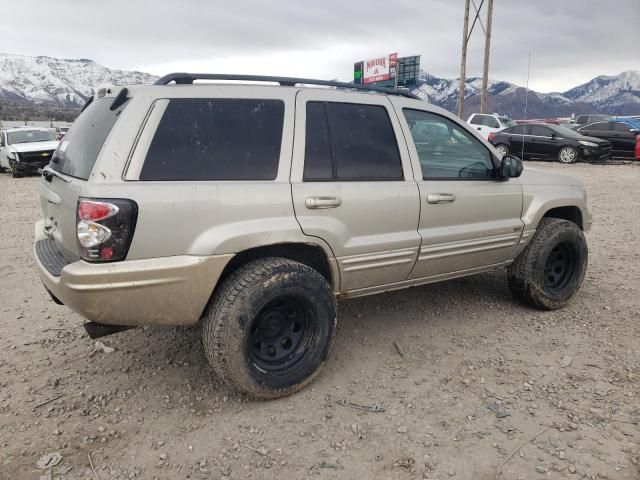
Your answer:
0;162;638;480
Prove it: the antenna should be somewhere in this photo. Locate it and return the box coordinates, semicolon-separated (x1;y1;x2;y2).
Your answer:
521;53;531;161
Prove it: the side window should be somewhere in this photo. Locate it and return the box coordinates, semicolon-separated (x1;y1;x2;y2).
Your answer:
403;109;496;180
507;125;525;135
530;125;552;137
612;122;631;132
486;116;500;128
589;122;610;131
140;98;285;181
303;101;403;181
469;115;484;125
576;116;587;125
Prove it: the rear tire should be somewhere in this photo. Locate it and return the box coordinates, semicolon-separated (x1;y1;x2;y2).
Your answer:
201;258;337;399
495;144;509;156
508;218;588;310
558;146;578;164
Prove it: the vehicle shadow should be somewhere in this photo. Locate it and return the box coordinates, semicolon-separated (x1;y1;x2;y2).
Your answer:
105;269;514;397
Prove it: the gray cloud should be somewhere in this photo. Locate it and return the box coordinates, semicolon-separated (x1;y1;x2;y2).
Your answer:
2;0;639;92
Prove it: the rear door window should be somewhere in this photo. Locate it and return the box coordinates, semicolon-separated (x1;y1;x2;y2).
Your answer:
140;99;285;181
303;102;403;181
612;122;631;132
50;97;128;180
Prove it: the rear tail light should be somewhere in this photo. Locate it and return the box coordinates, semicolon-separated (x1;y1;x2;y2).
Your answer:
635;134;640;161
77;198;138;262
488;132;496;142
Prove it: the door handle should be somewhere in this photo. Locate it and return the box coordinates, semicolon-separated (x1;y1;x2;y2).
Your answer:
305;196;342;209
477;127;481;131
427;193;456;204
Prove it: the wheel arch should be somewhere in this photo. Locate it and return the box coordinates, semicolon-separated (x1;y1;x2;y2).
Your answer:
215;242;339;293
542;205;584;229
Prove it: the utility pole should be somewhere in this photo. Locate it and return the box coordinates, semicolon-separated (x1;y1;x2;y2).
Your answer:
480;0;494;113
458;0;470;118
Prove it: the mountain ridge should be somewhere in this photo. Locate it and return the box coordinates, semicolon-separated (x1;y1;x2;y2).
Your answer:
1;53;638;119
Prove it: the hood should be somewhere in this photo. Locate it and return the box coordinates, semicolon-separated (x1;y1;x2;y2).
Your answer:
9;140;59;153
518;167;584;187
578;135;611;145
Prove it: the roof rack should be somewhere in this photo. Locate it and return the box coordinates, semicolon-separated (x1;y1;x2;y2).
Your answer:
153;73;421;100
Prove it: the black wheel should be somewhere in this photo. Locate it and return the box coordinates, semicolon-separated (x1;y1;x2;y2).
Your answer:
508;218;588;310
10;166;23;178
558;146;578;164
495;144;509;156
202;258;337;399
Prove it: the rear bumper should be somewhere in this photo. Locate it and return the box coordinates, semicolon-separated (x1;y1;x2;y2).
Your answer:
34;223;233;326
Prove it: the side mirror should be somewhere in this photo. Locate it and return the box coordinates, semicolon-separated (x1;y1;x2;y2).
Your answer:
499;155;523;178
630;128;639;134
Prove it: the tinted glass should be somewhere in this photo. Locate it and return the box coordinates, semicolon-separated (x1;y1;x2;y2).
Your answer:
469;115;484;125
505;125;525;135
51;98;128;180
612;122;631;132
530;125;552;136
551;125;581;138
576;116;588;124
588;122;610;131
404;109;495;179
304;102;333;180
141;99;284;181
324;102;402;180
485;116;500;128
7;129;56;144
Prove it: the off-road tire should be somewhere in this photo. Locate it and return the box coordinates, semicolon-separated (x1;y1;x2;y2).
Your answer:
201;257;337;399
508;218;588;310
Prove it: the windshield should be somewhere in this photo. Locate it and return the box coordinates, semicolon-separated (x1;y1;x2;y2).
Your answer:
550;125;582;137
50;97;129;179
7;129;56;144
499;117;517;128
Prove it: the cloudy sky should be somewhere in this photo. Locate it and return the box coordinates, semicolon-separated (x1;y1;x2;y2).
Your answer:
2;0;639;92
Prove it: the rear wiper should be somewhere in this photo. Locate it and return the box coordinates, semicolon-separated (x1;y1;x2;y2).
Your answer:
41;167;71;183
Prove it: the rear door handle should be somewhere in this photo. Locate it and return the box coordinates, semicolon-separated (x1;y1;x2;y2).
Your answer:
305;196;342;209
427;193;456;204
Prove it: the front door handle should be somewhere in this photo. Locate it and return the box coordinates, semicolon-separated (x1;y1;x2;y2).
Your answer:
305;196;342;209
427;193;456;204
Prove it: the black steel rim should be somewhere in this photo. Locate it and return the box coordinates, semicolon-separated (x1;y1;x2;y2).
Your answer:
543;242;577;294
248;295;314;374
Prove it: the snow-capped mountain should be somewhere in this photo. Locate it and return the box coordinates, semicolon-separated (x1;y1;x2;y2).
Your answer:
0;53;638;118
0;53;157;107
410;70;640;117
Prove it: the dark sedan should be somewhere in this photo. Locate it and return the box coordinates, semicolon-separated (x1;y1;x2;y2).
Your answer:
488;123;612;164
576;119;640;159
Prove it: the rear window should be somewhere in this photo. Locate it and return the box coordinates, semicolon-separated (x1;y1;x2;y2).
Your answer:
50;97;128;180
140;99;285;181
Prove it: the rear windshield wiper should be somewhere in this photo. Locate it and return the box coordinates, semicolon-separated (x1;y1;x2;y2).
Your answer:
41;167;71;183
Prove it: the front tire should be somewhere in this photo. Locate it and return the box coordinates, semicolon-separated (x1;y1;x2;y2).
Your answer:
508;218;588;310
558;146;578;164
202;258;337;399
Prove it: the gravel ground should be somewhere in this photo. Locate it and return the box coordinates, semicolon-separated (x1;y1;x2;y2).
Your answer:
0;162;638;480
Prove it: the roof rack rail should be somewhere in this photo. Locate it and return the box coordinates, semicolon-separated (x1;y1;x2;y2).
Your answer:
153;73;421;100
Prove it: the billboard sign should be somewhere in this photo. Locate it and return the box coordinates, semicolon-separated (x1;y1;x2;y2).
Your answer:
361;53;397;84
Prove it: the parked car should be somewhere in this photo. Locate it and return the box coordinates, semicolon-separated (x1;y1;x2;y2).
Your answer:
35;74;591;399
467;113;517;139
576;119;640;159
489;123;612;163
572;114;612;129
0;127;60;177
